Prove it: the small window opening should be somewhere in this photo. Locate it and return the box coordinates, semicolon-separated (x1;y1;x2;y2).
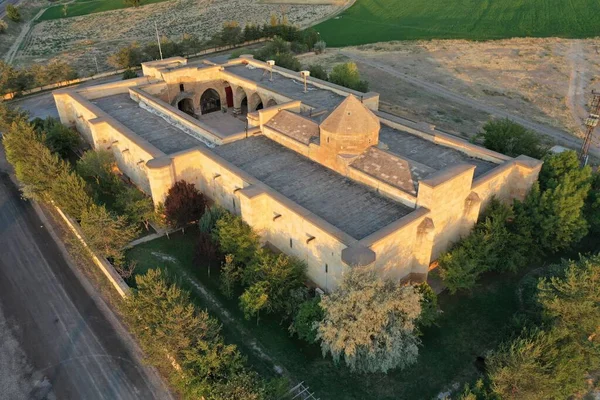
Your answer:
325;264;328;273
179;83;185;92
289;238;293;248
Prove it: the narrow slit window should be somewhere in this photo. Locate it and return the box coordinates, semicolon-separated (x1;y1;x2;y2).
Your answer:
289;238;293;248
179;83;184;92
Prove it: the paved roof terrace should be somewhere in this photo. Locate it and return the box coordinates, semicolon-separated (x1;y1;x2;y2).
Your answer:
213;135;413;240
225;64;346;110
92;94;205;154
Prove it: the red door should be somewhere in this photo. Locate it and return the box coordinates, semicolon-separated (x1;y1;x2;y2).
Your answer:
225;86;234;107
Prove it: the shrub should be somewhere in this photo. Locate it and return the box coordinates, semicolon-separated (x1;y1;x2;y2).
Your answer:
6;5;20;22
164;180;206;230
308;64;328;81
480;119;547;158
329;62;369;92
416;283;438;329
291;296;323;344
122;69;137;80
0;19;8;33
314;40;327;54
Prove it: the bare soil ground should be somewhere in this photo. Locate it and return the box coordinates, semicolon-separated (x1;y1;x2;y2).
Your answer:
12;0;341;74
300;38;600;139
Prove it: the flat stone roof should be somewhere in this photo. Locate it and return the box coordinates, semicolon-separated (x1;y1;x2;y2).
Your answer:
225;64;345;110
92;94;204;154
379;125;496;177
213;135;413;240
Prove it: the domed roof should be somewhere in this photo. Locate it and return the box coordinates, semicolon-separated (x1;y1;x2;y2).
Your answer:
320;95;380;135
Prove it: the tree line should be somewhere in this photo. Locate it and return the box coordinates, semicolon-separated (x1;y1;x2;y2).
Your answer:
0;60;78;97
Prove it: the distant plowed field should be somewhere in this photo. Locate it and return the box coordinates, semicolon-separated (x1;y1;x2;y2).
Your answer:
314;0;600;46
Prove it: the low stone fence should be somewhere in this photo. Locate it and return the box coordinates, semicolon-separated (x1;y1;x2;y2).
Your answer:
52;204;131;298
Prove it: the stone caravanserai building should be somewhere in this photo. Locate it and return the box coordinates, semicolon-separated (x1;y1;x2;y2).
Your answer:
53;55;542;292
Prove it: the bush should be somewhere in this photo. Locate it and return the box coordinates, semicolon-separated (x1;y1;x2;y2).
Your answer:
480;119;547;159
6;5;20;22
329;62;369;92
122;69;137;80
0;19;8;34
314;40;326;54
291;296;323;343
308;64;328;81
416;283;438;329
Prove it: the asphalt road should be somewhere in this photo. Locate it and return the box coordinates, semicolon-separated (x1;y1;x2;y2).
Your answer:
0;171;171;399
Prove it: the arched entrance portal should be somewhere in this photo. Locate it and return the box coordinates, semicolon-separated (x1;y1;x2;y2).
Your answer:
266;99;277;108
255;102;263;111
177;98;195;116
200;89;221;115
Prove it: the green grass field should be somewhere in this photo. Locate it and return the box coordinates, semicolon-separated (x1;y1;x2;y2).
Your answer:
127;229;526;399
314;0;600;46
38;0;169;21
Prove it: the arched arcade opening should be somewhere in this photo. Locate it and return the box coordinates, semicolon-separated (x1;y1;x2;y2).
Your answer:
200;89;221;115
177;98;195;116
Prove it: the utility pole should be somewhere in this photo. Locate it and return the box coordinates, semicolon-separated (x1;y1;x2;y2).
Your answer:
155;21;163;60
579;90;600;166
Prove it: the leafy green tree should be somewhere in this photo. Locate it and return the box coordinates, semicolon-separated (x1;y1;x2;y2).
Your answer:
291;296;323;343
0;101;28;132
212;212;259;265
198;204;226;233
51;169;93;220
3;119;66;201
163;180;206;230
115;186;155;230
76;150;123;203
317;267;422;373
308;64;328;80
80;204;138;265
220;254;239;298
180;33;202;56
480;119;547;158
32;117;80;158
220;21;243;46
487;328;586;400
242;250;306;316
6;5;20;22
208;370;265;400
302;28;320;50
329;62;369;92
416;282;438;329
314;40;327;54
239;281;269;324
438;240;484;294
537;256;600;363
586;171;600;234
107;44;143;69
516;151;592;253
122;69;137;80
29;60;77;87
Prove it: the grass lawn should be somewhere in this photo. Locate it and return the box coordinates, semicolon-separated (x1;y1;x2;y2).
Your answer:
38;0;170;21
126;228;527;399
314;0;600;46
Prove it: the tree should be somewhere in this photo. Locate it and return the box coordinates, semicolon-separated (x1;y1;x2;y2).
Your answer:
220;21;243;46
76;150;123;202
163;180;206;230
314;40;326;54
239;281;269;324
115;186;155;230
196;231;218;263
107;44;143;69
0;101;28;132
308;64;328;80
416;283;438;329
33;117;80;158
0;20;8;34
2;119;66;201
302;28;320;50
242;249;306;316
220;254;239;298
198;204;226;234
586;171;600;234
537;256;600;362
80;204;138;265
516;151;592;253
317;267;422;373
487;328;587;400
51;169;93;220
212;212;259;265
291;296;323;343
480;119;547;158
329;62;369;92
6;5;20;22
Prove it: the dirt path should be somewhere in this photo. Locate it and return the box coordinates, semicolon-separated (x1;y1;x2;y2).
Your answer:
566;41;588;128
4;6;46;64
340;49;598;156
